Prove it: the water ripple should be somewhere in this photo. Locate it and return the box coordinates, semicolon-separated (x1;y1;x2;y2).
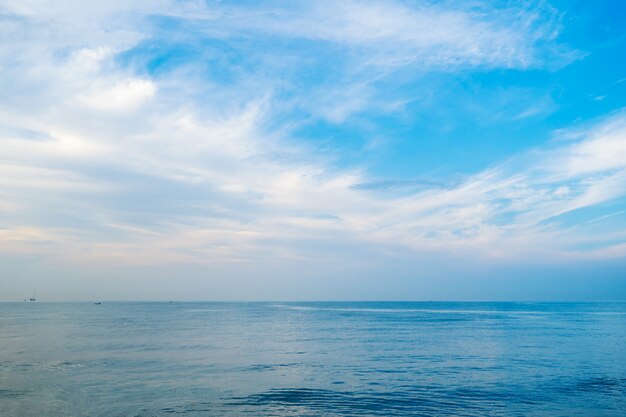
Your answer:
227;387;519;416
0;388;30;398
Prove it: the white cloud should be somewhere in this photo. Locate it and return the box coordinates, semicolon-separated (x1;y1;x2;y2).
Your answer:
7;108;626;264
168;0;566;70
0;0;621;270
77;78;156;112
562;117;626;176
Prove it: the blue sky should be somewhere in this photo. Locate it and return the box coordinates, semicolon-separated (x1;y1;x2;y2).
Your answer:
1;0;625;300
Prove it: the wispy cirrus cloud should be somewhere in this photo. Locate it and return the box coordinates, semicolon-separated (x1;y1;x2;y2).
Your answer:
162;0;568;68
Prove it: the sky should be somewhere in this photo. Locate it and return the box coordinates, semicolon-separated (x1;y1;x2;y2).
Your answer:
1;0;626;301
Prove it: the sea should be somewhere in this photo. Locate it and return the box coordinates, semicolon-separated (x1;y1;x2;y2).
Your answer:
0;302;625;416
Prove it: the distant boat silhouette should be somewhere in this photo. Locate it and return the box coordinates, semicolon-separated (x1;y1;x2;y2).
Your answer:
94;302;102;305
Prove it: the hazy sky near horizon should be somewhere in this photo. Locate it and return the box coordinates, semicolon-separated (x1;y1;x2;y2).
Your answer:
1;0;626;301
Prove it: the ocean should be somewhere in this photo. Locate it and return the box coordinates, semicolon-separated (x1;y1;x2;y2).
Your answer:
0;302;625;416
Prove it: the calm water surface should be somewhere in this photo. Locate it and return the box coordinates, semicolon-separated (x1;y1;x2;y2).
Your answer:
1;302;625;416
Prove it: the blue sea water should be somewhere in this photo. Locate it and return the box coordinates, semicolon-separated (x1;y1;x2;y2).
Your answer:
0;302;625;416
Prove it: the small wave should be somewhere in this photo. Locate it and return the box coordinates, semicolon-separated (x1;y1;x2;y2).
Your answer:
245;363;298;372
227;386;520;415
587;312;626;316
271;304;319;311
0;388;30;398
48;361;84;368
564;377;626;396
156;403;213;414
